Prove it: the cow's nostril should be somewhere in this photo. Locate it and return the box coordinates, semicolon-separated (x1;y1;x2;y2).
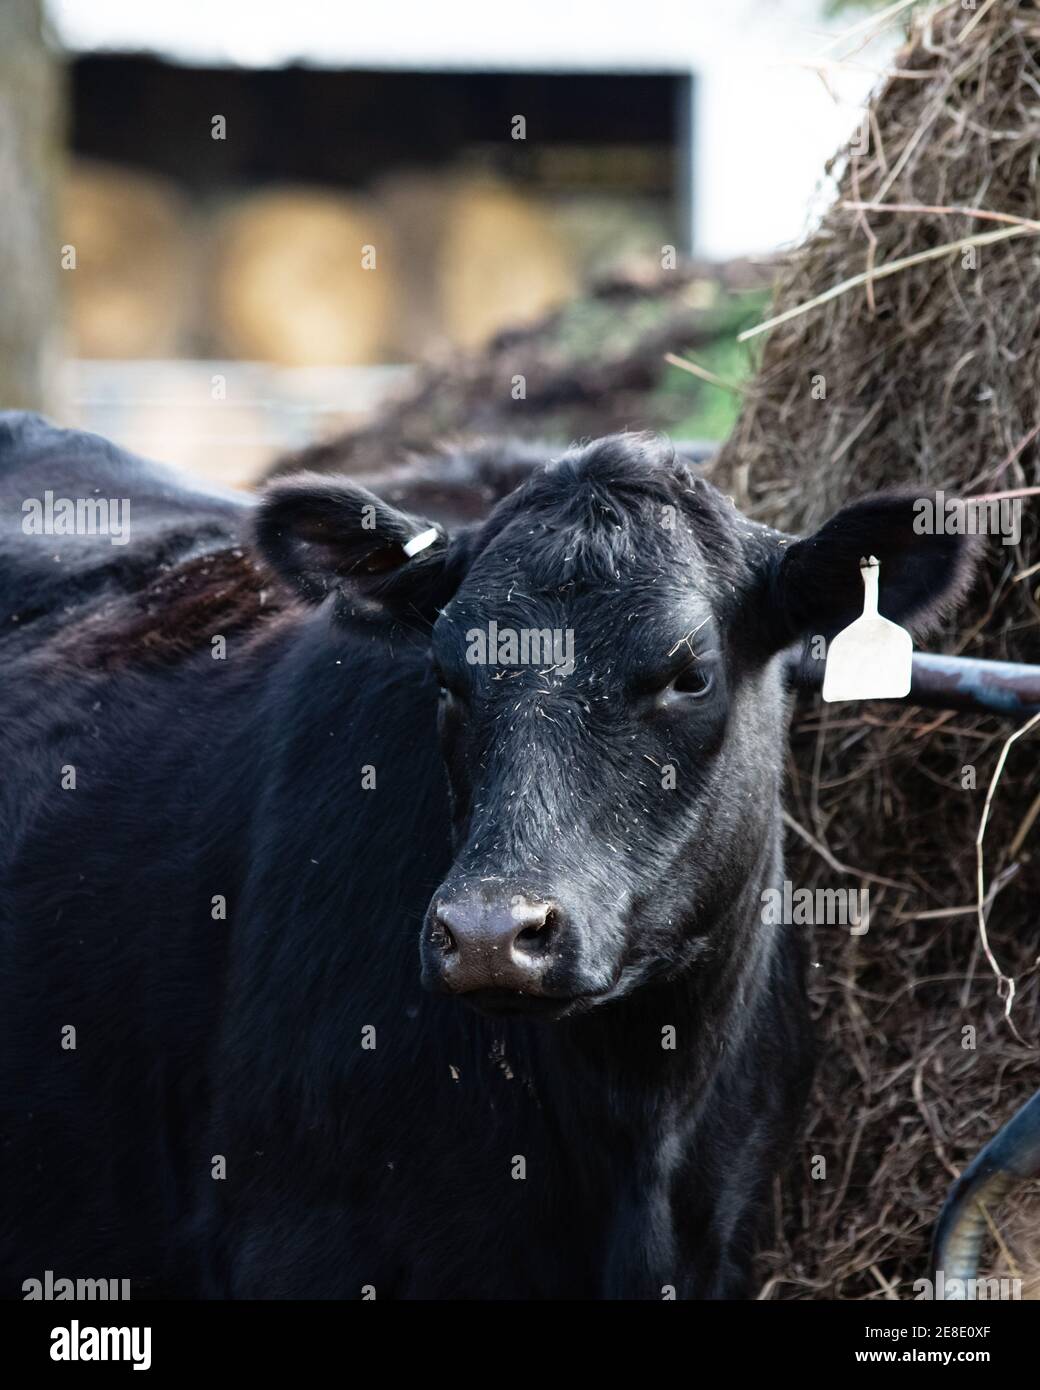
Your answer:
429;916;457;953
513;904;560;956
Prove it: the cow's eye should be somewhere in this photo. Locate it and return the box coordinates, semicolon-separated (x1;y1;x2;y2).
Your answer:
670;661;714;698
432;662;466;703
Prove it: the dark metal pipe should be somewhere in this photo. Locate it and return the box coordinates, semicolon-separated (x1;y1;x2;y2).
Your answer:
786;651;1040;717
931;1089;1040;1297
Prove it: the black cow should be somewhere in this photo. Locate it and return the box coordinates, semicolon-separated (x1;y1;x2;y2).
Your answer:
0;414;972;1299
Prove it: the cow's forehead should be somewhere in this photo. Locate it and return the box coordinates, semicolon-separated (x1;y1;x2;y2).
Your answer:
435;446;766;664
435;579;719;678
443;570;715;624
461;492;730;593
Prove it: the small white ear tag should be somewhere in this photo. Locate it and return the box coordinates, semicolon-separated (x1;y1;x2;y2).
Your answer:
402;526;440;558
821;556;912;703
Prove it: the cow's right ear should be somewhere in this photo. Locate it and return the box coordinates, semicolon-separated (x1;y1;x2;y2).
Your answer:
254;473;460;626
758;491;978;653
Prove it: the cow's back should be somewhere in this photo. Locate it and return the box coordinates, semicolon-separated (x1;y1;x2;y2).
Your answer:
0;412;249;652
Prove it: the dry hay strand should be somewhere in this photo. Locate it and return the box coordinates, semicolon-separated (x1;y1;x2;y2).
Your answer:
707;0;1040;1299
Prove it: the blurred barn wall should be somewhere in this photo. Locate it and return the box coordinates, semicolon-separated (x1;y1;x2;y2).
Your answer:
60;59;684;368
55;57;686;482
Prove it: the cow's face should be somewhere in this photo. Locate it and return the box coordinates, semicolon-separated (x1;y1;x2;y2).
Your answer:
258;436;974;1019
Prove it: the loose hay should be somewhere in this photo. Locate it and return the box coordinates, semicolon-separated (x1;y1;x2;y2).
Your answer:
706;0;1040;1299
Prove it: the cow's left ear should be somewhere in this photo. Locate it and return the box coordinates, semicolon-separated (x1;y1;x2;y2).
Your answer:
764;492;978;650
255;473;460;626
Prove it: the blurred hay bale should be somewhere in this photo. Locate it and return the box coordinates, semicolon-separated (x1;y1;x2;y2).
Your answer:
370;174;671;360
212;188;391;366
437;180;576;349
63;160;193;358
701;0;1040;1299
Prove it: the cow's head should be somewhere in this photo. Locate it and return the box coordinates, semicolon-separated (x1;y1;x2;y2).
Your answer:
257;436;974;1019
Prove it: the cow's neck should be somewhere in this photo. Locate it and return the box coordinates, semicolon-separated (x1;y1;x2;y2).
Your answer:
529;816;786;1135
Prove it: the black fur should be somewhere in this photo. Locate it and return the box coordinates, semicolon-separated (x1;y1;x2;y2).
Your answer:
0;417;972;1299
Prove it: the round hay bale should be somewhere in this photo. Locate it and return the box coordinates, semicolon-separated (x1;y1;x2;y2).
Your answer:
212;188;391;366
63;160;193;358
437;180;575;350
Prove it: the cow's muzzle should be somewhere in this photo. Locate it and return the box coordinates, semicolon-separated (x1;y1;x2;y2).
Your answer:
422;889;573;1005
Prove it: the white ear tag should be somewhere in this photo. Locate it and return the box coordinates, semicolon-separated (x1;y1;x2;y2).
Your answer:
821;556;912;703
402;526;440;558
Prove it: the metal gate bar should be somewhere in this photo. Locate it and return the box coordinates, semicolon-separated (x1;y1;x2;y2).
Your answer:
786;652;1040;717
